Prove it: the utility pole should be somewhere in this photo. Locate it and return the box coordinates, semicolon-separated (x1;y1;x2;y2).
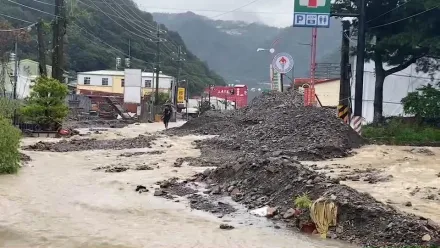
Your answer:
174;45;183;106
154;24;161;105
37;19;47;77
52;0;66;83
338;20;351;123
13;39;18;100
354;0;366;117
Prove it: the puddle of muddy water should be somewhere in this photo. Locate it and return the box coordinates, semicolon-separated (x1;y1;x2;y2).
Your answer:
1;122;355;248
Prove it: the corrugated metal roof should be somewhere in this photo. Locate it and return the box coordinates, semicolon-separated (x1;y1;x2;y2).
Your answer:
77;70;173;78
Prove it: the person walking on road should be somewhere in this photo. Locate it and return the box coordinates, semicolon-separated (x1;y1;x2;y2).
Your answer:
162;103;172;129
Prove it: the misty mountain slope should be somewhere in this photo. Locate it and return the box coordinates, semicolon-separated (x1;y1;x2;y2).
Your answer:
153;12;342;86
0;0;225;94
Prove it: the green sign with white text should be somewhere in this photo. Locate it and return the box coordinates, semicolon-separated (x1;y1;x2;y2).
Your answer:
293;0;331;28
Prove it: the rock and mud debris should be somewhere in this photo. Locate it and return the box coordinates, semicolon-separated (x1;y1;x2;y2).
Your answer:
164;90;440;247
24;134;157;152
169;90;364;161
219;224;235;230
135;185;149;193
93;165;129;173
118;150;165;157
135;164;154;171
20;153;31;163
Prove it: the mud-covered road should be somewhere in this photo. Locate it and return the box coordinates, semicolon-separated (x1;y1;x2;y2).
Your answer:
0;122;353;248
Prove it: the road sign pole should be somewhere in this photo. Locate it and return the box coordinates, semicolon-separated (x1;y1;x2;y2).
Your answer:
280;73;284;92
308;27;317;105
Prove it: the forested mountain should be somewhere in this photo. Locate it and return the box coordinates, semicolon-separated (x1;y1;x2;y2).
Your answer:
153;12;342;87
0;0;225;93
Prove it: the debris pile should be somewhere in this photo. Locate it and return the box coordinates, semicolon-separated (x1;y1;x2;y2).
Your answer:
172;90;364;160
167;90;440;246
23;134;157;152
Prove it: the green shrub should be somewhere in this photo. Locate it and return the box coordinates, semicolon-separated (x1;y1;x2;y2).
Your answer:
294;193;313;209
20;77;68;130
0;116;21;174
363;119;440;145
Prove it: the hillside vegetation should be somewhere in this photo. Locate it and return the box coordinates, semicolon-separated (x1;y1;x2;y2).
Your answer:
153;12;342;87
0;0;225;94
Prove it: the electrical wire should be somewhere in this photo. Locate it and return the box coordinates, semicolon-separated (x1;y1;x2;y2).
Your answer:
0;23;36;32
71;21;149;64
27;0;57;7
369;4;439;29
82;0;157;41
0;13;34;23
99;0;157;38
210;0;262;19
366;0;416;23
5;0;58;17
106;0;156;34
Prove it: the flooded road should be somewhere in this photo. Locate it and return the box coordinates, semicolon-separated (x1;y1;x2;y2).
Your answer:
0;122;353;248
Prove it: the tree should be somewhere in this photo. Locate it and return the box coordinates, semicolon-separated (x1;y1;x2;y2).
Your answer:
333;0;440;122
20;77;68;130
402;82;440;120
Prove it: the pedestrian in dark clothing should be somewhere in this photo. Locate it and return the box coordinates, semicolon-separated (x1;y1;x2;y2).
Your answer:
162;104;172;129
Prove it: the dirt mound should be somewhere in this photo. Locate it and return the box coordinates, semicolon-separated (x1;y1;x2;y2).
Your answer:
23;134;156;152
171;90;364;161
164;91;440;246
189;153;440;247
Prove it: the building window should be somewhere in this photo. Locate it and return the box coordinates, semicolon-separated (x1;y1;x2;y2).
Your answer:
102;78;109;86
84;77;91;85
121;79;125;87
145;79;152;88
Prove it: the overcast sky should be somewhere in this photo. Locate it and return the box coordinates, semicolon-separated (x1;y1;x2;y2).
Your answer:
134;0;295;27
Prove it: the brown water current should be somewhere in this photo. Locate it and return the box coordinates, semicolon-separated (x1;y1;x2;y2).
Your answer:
0;122;354;248
304;145;440;223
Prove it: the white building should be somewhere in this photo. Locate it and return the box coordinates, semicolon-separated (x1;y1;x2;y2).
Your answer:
1;59;52;99
352;58;440;123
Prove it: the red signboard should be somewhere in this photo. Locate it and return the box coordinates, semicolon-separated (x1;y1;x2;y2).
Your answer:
204;85;248;108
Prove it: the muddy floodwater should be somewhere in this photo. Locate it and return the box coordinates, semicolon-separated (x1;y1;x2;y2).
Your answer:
0;122;354;248
305;145;440;223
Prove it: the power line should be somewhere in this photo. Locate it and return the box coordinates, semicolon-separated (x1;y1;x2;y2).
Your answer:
366;0;416;23
27;0;57;7
71;21;149;65
0;23;36;32
83;0;157;41
0;13;34;23
5;0;58;17
99;0;157;37
370;4;439;29
210;0;262;19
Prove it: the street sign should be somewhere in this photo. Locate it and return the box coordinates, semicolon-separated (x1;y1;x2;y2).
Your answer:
177;87;185;103
272;53;294;74
293;0;331;28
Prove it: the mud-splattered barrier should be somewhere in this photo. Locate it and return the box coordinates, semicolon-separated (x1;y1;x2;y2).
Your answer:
23;134;157;152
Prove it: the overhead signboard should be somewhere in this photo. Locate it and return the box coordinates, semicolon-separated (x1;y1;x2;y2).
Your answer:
177;87;185;103
293;0;331;28
272;53;294;74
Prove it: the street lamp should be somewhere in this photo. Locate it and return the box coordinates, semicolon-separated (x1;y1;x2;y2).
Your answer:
257;48;275;53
